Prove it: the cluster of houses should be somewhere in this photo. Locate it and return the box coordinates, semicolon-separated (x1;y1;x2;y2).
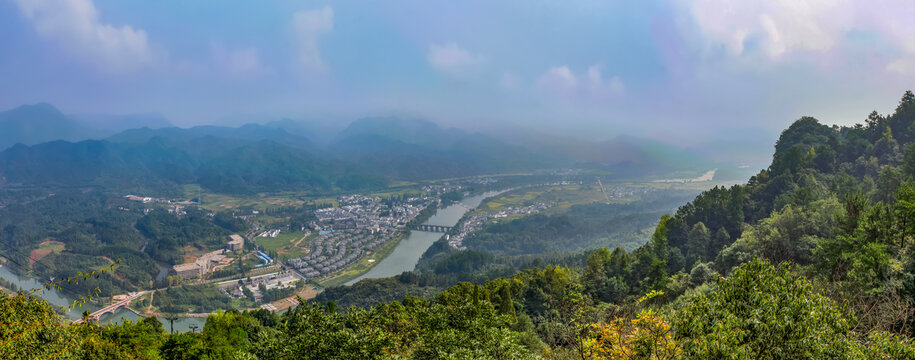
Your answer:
605;185;655;198
172;235;245;279
286;193;439;279
448;203;550;249
287;228;397;278
420;182;465;194
314;194;433;232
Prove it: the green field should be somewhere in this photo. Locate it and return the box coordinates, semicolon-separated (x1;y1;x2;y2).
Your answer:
255;232;303;252
479;180;726;215
35;240;65;253
254;231;316;261
480;184;609;213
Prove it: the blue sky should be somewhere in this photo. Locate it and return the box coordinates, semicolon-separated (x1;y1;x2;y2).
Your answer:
2;0;915;143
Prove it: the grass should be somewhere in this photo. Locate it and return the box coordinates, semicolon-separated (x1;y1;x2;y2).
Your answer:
29;240;66;265
255;232;303;253
639;180;738;191
36;240;65;253
316;231;407;288
255;232;317;262
478;180;727;217
200;193;306;211
479;184;609;213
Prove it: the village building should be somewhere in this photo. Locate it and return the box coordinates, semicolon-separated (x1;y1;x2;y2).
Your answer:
228;234;245;251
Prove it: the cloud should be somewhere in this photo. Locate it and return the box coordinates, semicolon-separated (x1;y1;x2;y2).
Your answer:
293;6;334;71
13;0;160;72
686;0;915;77
587;66;624;96
537;66;578;94
211;44;268;77
887;59;915;76
427;42;485;77
870;3;915;76
537;65;623;97
688;0;853;59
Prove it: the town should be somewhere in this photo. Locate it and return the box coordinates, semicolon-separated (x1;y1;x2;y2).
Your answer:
287;193;437;279
447;202;551;249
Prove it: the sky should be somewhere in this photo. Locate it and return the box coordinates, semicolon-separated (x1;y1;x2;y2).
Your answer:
2;0;915;144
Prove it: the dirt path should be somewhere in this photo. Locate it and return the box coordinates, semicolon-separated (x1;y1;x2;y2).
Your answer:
146;291;155;315
292;233;309;247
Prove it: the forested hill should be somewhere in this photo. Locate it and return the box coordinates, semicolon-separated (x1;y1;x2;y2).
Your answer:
8;93;915;358
0;119;552;195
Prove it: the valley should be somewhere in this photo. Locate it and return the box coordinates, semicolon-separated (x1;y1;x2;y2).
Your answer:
0;171;719;324
6;3;914;358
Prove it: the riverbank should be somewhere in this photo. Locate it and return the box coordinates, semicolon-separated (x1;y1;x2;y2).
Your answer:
344;190;505;286
315;230;407;288
310;199;445;288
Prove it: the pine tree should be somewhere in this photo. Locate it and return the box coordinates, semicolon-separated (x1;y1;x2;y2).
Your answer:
498;285;516;320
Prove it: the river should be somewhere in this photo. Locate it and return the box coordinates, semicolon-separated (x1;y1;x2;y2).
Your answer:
0;190;503;332
0;260;205;332
345;190;502;285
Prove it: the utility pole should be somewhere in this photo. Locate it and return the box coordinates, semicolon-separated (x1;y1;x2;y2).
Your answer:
165;315;178;334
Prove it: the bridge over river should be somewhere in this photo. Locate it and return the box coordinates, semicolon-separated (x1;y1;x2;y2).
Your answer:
407;224;452;233
76;291;147;323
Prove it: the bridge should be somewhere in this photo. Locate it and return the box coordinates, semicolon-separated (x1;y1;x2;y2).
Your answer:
76;291;148;323
408;224;452;233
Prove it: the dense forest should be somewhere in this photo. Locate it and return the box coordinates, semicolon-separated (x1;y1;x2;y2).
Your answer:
8;92;915;358
463;190;699;255
0;192;246;297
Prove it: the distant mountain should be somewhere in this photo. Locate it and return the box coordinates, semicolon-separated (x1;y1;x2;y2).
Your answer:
330;117;556;179
72;113;171;134
0;138;352;195
0;140;197;192
107;124;316;157
482;124;721;177
0;103;175;151
334;117;467;150
0;105;758;195
0;103;97;150
263;118;348;146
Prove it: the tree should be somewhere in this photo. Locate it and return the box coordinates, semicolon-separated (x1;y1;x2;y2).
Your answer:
711;227;731;258
685;222;710;266
873;166;904;204
895;183;915;246
584;310;680;360
903;143;915;180
673;259;860;359
498;284;516;321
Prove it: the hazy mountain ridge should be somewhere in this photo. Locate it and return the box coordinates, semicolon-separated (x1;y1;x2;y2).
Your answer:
0;103;173;151
0;103;739;194
0;103;96;150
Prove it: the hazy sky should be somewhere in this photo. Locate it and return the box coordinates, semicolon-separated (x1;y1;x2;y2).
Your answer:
2;0;915;142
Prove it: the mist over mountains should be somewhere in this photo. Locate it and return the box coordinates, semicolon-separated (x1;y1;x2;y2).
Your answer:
0;103;172;150
0;103;754;195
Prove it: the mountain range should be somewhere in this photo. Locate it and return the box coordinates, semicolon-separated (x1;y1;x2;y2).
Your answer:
0;103;171;150
0;103;749;195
